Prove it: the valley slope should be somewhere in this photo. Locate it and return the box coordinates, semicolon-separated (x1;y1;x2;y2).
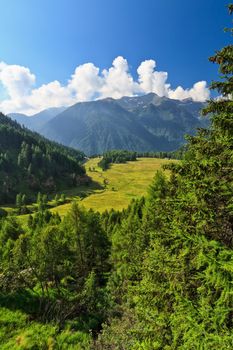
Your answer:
0;113;86;203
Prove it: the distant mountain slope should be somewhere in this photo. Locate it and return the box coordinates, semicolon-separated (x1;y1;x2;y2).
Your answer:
8;106;66;132
39;93;208;155
41;99;163;155
119;95;207;145
0;113;86;203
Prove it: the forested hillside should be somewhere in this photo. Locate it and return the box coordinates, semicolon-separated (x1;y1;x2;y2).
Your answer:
0;113;86;203
0;5;232;350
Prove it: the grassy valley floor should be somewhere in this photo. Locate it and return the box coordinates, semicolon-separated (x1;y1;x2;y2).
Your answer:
51;157;171;215
2;157;172;225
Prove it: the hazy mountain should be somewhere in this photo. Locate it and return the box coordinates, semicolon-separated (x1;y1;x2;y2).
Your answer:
8;113;30;127
8;106;66;132
38;93;207;155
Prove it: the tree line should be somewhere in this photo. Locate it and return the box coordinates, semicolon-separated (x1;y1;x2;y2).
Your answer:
98;150;137;170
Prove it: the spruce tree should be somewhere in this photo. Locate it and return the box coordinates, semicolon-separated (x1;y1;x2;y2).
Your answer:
132;5;233;348
96;5;233;349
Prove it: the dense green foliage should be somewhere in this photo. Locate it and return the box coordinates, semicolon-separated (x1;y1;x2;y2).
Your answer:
94;7;233;348
0;114;86;203
0;5;232;349
0;202;110;349
0;307;92;349
98;150;137;170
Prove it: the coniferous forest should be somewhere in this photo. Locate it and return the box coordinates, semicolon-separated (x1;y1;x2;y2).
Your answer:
0;4;232;350
0;114;86;203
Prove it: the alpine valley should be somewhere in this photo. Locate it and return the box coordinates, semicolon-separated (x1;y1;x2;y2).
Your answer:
0;3;232;349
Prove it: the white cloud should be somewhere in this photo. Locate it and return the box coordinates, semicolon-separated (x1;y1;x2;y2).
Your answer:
168;81;209;102
0;57;210;115
100;56;139;98
137;59;170;97
0;62;35;99
68;63;102;101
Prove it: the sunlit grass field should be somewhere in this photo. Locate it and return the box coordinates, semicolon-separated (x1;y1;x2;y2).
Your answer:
10;157;173;225
51;157;171;215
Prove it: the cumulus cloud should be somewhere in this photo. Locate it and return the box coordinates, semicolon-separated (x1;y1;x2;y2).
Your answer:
0;62;35;99
137;59;170;97
168;81;209;102
100;56;139;98
0;57;210;115
68;63;102;101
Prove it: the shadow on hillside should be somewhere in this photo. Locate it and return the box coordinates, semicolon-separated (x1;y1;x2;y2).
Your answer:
0;290;101;329
46;180;104;208
77;180;105;200
0;291;41;319
0;290;80;325
85;179;104;191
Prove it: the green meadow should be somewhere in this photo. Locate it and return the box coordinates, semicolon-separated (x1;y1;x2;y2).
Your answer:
51;157;171;215
5;157;171;225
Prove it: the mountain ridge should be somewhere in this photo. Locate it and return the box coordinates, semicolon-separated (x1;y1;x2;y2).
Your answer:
9;106;66;132
8;93;208;156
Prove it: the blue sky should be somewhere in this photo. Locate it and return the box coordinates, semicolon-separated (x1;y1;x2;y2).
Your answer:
0;0;231;114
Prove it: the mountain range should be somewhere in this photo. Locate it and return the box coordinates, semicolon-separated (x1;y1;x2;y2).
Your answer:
9;107;66;133
9;93;209;156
